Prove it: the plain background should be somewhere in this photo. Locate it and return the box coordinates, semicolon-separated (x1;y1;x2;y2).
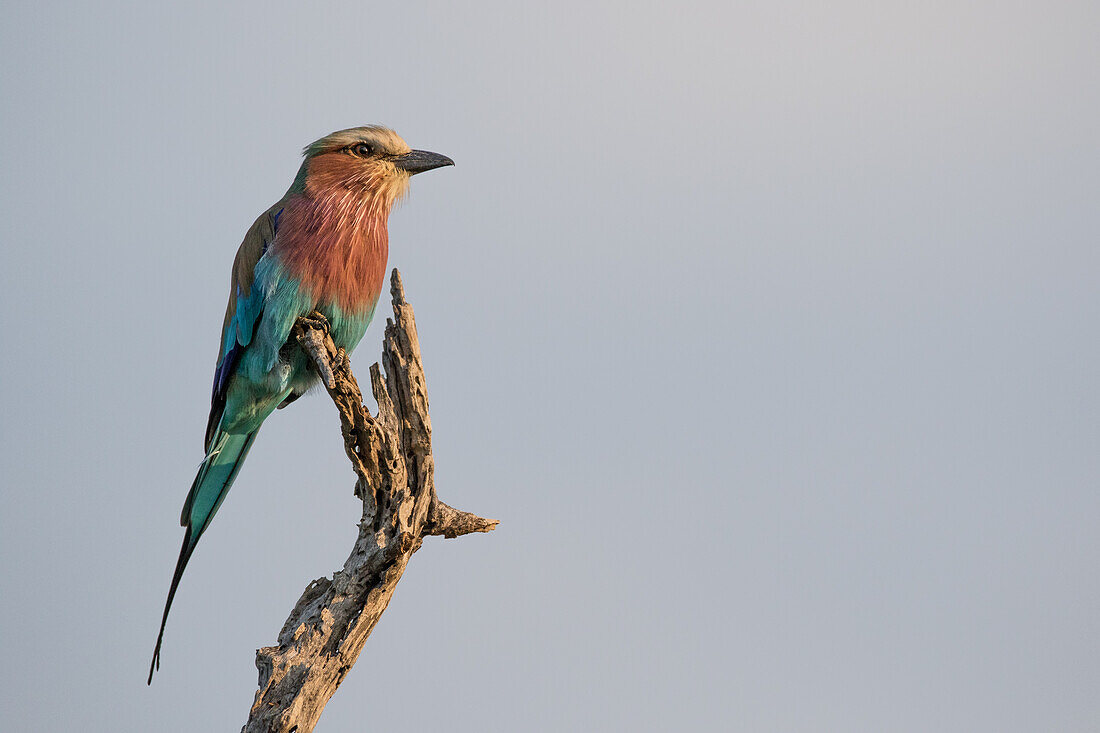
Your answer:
1;2;1097;731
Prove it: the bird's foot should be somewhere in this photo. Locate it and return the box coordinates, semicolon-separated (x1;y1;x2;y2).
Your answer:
299;311;331;335
293;312;339;390
333;347;349;375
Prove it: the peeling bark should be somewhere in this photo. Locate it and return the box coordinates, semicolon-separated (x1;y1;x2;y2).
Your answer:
242;270;497;733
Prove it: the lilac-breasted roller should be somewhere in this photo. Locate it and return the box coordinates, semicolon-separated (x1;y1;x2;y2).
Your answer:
148;127;453;683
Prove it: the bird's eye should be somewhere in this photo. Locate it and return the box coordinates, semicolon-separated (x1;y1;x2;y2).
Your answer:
352;143;374;157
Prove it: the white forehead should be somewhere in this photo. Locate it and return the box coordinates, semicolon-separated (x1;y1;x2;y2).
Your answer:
303;126;411;157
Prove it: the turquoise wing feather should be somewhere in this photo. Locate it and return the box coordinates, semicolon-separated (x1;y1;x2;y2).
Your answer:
204;205;282;451
149;204;284;684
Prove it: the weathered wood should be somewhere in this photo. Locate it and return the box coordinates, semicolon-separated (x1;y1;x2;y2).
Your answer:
242;269;497;733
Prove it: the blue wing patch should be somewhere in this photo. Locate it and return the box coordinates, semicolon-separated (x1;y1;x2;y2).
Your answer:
204;208;282;451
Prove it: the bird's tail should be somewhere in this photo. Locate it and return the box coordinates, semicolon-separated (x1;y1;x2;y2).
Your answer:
148;429;258;684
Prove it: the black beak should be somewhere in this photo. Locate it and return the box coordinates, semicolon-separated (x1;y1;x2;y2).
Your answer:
391;149;454;175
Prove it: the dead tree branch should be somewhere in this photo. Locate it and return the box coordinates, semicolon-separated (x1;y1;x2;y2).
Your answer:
242;269;497;733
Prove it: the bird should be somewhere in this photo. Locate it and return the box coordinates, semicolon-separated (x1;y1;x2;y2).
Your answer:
148;126;453;684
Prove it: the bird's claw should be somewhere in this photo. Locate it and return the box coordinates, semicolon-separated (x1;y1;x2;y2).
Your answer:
333;348;349;374
300;312;331;334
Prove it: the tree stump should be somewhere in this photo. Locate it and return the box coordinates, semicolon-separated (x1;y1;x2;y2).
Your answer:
242;269;497;733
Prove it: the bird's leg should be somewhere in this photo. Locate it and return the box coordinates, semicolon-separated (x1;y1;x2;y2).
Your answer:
276;393;302;409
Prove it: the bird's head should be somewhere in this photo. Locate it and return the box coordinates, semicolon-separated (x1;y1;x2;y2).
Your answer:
291;125;453;208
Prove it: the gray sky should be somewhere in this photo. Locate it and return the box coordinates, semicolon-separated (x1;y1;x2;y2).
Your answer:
1;1;1098;731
